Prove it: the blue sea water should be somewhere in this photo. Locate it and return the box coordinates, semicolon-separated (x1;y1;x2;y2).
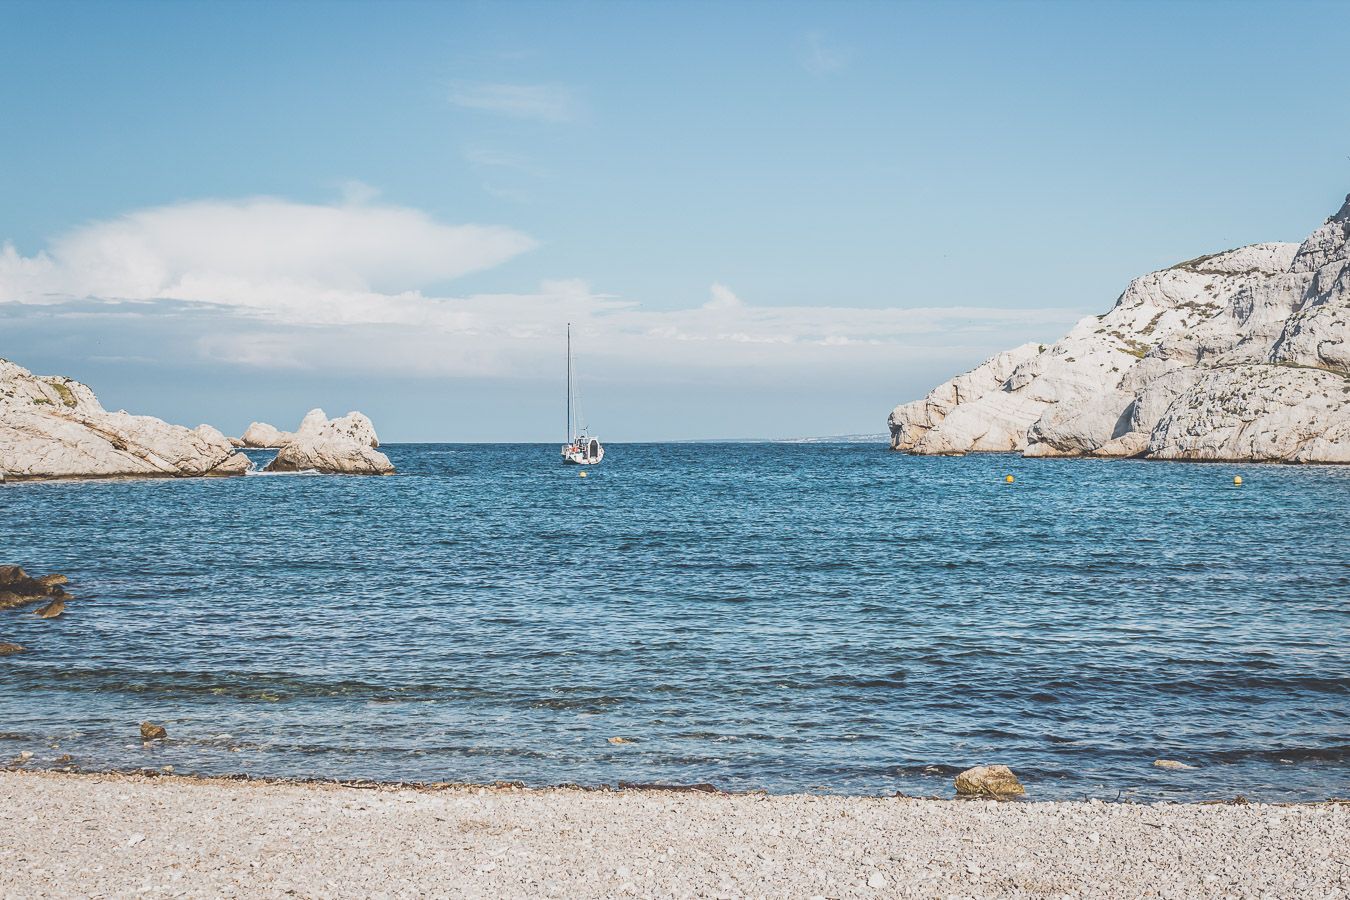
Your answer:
1;443;1347;801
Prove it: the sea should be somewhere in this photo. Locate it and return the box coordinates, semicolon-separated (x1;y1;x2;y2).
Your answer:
2;443;1347;802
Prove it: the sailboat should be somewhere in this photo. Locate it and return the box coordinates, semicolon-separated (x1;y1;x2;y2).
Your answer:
561;323;604;466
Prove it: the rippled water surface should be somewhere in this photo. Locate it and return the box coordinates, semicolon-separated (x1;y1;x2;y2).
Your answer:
2;444;1347;801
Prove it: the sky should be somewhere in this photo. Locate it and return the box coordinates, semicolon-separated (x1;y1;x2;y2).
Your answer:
2;0;1348;441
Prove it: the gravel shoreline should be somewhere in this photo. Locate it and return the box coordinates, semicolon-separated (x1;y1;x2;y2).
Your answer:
3;771;1347;898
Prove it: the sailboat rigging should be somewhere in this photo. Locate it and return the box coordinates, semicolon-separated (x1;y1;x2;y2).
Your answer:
561;323;604;466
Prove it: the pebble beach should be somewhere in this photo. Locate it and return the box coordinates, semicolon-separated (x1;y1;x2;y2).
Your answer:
3;770;1346;898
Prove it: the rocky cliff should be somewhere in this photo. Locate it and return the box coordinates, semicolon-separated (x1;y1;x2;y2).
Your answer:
0;359;251;480
889;194;1350;463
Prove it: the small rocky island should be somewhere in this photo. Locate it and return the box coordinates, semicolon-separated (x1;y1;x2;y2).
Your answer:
889;193;1350;462
0;359;393;479
258;409;394;476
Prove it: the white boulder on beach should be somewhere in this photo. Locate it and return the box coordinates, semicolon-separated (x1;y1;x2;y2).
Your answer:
265;408;394;475
0;359;251;480
889;194;1350;463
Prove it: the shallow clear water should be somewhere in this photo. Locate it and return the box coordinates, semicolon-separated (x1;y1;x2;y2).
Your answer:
2;444;1347;801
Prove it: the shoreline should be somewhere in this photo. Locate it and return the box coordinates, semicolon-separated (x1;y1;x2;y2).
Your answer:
4;763;1347;806
4;769;1346;898
885;446;1350;466
6;442;1350;486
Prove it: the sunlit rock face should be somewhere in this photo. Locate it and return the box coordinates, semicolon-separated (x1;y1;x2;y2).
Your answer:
0;359;251;480
240;421;291;448
888;194;1350;463
265;409;394;475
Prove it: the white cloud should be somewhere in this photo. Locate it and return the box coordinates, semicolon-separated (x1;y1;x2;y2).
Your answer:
448;82;577;122
338;179;382;205
0;197;536;321
705;283;744;310
802;32;849;75
0;198;1083;387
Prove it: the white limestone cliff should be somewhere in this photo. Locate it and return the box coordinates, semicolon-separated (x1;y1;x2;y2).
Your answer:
240;421;291;448
265;408;393;475
889;194;1350;463
0;359;251;480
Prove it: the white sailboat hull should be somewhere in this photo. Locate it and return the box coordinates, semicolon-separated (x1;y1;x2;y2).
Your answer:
561;443;604;466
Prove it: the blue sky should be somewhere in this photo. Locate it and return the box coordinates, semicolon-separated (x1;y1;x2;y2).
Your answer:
2;0;1348;440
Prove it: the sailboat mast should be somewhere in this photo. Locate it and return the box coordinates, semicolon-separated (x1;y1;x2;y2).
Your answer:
566;323;573;444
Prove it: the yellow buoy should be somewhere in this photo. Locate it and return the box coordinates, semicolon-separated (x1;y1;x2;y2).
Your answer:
1233;475;1242;486
579;470;588;478
1005;475;1015;483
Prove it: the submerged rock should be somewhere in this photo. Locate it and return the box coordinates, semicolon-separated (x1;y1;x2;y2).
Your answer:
889;193;1350;463
954;765;1026;797
0;359;251;480
0;567;71;610
265;409;394;475
0;642;24;655
140;722;168;741
1153;759;1196;771
0;593;29;611
34;598;65;619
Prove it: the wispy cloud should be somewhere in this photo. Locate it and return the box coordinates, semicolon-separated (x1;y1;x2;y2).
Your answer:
463;145;547;202
448;82;577;123
463;146;546;175
802;31;849;75
480;182;533;204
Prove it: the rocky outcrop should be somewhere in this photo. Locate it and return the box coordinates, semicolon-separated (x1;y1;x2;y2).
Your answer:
0;565;73;611
890;194;1350;463
0;359;252;480
240;421;291;448
265;409;393;475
